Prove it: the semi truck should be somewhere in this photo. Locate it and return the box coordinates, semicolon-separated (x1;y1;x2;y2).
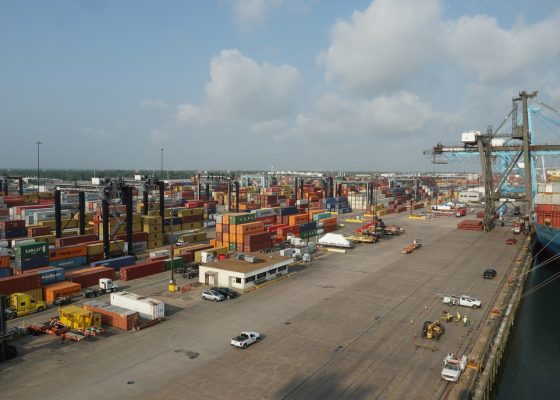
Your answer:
5;292;47;320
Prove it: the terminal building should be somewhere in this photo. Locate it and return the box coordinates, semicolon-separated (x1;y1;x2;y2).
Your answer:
198;253;292;291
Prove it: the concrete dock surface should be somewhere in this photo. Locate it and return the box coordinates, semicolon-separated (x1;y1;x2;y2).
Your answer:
0;211;524;400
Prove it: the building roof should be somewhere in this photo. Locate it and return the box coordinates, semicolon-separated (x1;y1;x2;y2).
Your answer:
203;252;291;274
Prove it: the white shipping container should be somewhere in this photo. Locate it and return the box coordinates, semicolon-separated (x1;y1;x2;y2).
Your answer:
150;249;171;258
110;291;165;320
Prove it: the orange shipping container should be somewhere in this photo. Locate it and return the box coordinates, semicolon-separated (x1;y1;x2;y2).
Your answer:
43;281;82;304
0;255;9;267
288;214;309;226
216;223;223;233
223;233;230;243
222;215;230;224
235;221;264;235
49;245;88;261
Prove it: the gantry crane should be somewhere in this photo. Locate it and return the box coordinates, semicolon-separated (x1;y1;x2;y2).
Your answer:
424;91;560;231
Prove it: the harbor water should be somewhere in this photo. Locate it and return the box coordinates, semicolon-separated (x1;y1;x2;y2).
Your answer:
492;245;560;400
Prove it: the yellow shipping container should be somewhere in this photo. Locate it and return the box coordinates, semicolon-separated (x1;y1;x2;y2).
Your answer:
109;240;125;252
148;232;162;241
177;208;203;217
33;234;55;245
143;224;163;233
147;239;163;249
87;243;104;255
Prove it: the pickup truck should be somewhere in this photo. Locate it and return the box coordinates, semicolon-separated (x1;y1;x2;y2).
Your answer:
442;295;481;308
441;353;468;382
231;331;261;348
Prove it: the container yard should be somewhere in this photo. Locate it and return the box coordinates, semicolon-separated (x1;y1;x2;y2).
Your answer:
0;172;530;399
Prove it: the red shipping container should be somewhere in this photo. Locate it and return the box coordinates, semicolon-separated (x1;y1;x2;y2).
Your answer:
0;274;42;295
0;255;10;267
0;219;25;230
120;260;165;281
27;225;52;237
83;301;139;331
182;215;203;223
65;266;116;289
244;231;272;244
115;232;149;242
55;234;98;247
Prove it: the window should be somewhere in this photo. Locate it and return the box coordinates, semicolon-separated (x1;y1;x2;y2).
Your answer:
246;275;255;283
268;268;277;274
257;272;266;279
278;266;287;271
235;277;242;284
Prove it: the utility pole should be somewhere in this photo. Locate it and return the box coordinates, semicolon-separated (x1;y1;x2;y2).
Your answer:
160;148;164;181
36;141;42;202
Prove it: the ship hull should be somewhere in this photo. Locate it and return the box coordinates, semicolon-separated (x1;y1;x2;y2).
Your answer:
534;222;560;255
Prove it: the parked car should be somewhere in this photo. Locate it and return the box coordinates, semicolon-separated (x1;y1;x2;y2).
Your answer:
483;268;497;279
211;287;240;299
201;289;225;302
506;238;518;245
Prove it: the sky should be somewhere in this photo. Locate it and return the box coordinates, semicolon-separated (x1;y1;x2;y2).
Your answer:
1;0;560;172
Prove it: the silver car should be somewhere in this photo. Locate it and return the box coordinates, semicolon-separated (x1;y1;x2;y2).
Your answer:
201;289;225;302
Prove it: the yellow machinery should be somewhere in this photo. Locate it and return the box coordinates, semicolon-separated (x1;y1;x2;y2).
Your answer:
58;306;101;330
421;320;445;340
344;234;377;244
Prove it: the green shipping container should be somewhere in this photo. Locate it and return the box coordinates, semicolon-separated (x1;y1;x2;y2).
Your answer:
229;213;256;225
313;212;332;222
301;230;318;239
164;257;185;271
229;243;237;251
15;242;48;259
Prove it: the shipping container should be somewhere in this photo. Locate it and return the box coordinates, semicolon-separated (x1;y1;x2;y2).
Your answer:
49;256;88;269
90;255;136;269
120;260;165;281
83;300;139;330
49;244;88;261
110;291;165;320
0;273;42;295
23;266;65;285
65;266;116;289
0;266;12;278
14;255;50;271
55;234;98;247
42;281;82;304
15;242;48;259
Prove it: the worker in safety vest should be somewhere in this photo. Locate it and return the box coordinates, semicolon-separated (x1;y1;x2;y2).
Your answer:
463;315;469;326
456;311;461;322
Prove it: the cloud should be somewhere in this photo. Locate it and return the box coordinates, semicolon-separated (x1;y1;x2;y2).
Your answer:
140;99;168;109
319;0;443;95
175;49;301;125
227;0;283;26
444;13;560;82
277;91;458;142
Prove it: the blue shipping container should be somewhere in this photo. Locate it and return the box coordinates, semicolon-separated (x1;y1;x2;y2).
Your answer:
33;267;65;285
14;255;50;270
300;222;317;232
90;255;136;269
279;206;299;216
0;267;12;277
49;256;87;269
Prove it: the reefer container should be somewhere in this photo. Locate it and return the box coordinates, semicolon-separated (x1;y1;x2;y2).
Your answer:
42;281;82;304
83;300;139;330
15;242;48;259
110;291;165;320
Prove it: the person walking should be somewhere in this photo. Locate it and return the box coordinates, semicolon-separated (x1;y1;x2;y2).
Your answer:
463;315;469;327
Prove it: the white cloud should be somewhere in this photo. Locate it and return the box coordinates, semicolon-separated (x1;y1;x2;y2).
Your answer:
140;99;168;109
175;49;301;125
228;0;283;26
320;0;443;95
444;13;560;82
277;91;458;141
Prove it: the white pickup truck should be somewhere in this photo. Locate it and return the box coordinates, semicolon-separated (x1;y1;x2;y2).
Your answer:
231;331;261;348
442;295;481;309
441;353;468;382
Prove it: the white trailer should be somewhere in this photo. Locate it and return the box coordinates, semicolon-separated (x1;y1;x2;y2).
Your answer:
110;291;165;320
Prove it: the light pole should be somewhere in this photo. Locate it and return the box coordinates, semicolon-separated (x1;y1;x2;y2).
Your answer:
92;158;96;178
160;148;164;181
36;140;42;201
